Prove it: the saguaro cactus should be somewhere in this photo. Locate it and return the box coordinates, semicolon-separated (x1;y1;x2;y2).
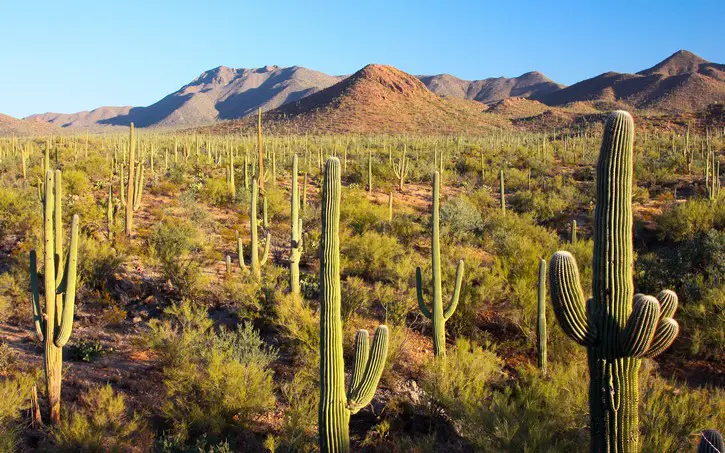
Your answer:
238;178;270;279
392;145;409;191
537;258;547;374
30;170;80;424
290;155;303;296
319;157;389;453
416;171;464;357
571;219;577;244
257;108;265;191
698;430;724;453
499;169;506;215
549;111;679;452
125;123;135;235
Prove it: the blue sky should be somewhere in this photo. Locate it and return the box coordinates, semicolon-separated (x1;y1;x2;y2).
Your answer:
1;0;723;118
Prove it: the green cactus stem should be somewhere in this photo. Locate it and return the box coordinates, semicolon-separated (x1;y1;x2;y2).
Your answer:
537;258;547;374
30;170;80;424
549;111;679;453
571;219;577;244
238;178;270;279
290;155;303;296
416;171;464;357
125;123;135;235
499;169;506;215
319;157;389;453
388;191;393;222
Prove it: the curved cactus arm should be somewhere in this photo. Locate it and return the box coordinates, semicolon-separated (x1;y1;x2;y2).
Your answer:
29;250;45;342
619;294;660;357
443;260;465;321
347;325;389;414
54;214;79;348
656;289;678;318
415;267;432;319
549;251;597;346
642;318;679;358
260;231;271;266
347;330;369;397
698;429;724;453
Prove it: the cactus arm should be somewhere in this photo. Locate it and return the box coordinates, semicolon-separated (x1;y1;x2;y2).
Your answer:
642;318;679;358
415;267;432;319
29;250;45;342
619;294;660;357
656;289;678;318
549;251;597;346
443;260;464;321
260;231;271;266
237;233;247;271
54;215;79;348
347;330;369;396
346;325;389;414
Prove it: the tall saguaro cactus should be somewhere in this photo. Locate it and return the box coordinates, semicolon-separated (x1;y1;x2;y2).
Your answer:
549;111;680;453
392;145;409;191
416;171;464;357
30;170;80;424
125;123;135;235
537;258;547;374
319;157;389;453
238;178;270;279
290;154;303;296
257;108;265;191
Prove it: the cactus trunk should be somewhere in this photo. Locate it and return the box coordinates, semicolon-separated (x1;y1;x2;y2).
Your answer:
290;155;302;296
125;123;135;235
537;259;547;374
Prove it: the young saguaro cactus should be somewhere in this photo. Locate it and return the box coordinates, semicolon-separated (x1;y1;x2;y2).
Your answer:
392;145;409;192
238;178;270;279
416;171;464;357
319;157;389;453
549;111;680;453
290;154;303;296
537;258;547;374
698;430;724;453
125;123;135;235
30;170;80;424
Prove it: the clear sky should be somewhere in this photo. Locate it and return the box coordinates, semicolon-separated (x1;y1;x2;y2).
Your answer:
1;0;723;118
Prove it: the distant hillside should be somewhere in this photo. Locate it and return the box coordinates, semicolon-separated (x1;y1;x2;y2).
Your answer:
419;71;563;103
0;113;60;136
533;50;725;112
198;64;505;135
27;66;343;129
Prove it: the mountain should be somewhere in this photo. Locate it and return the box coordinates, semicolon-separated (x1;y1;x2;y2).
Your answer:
200;64;504;135
27;65;343;129
533;50;725;111
0;113;60;136
418;71;564;103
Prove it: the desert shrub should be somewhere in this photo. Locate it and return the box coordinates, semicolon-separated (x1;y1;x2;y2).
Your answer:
374;281;413;328
340;190;387;235
0;341;16;370
68;338;110;362
299;273;319;300
278;365;318;452
218;278;262;319
148;300;277;443
0;271;27;323
341;276;370;322
640;362;725;452
474;362;589;452
199;177;231;206
342;231;411;282
655;198;725;242
273;293;319;358
0;371;35;453
53;384;150;452
0;186;40;243
149;219;210;297
509;188;570;224
62;169;92;197
389;214;424;246
77;235;125;292
439;196;483;241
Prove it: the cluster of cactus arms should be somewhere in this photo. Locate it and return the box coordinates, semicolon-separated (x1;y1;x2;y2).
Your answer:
30;170;80;424
319;157;389;453
549;111;680;453
699;430;724;453
499;169;506;215
290;154;303;296
416;171;464;358
537;258;547;374
392;145;409;191
238;178;270;279
125;123;135;235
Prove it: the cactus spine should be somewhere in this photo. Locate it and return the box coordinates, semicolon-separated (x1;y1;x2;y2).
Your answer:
319;157;389;453
537;258;547;374
416;171;464;357
30;170;80;424
125;123;135;235
699;430;724;453
290;154;303;296
549;111;680;452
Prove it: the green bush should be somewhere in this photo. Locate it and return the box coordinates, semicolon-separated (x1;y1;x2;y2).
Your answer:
54;384;150;452
148;301;277;443
342;231;411;283
199;177;231;206
149;219;210;297
0;371;34;453
78;235;125;292
439;196;483;241
341;276;370;322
